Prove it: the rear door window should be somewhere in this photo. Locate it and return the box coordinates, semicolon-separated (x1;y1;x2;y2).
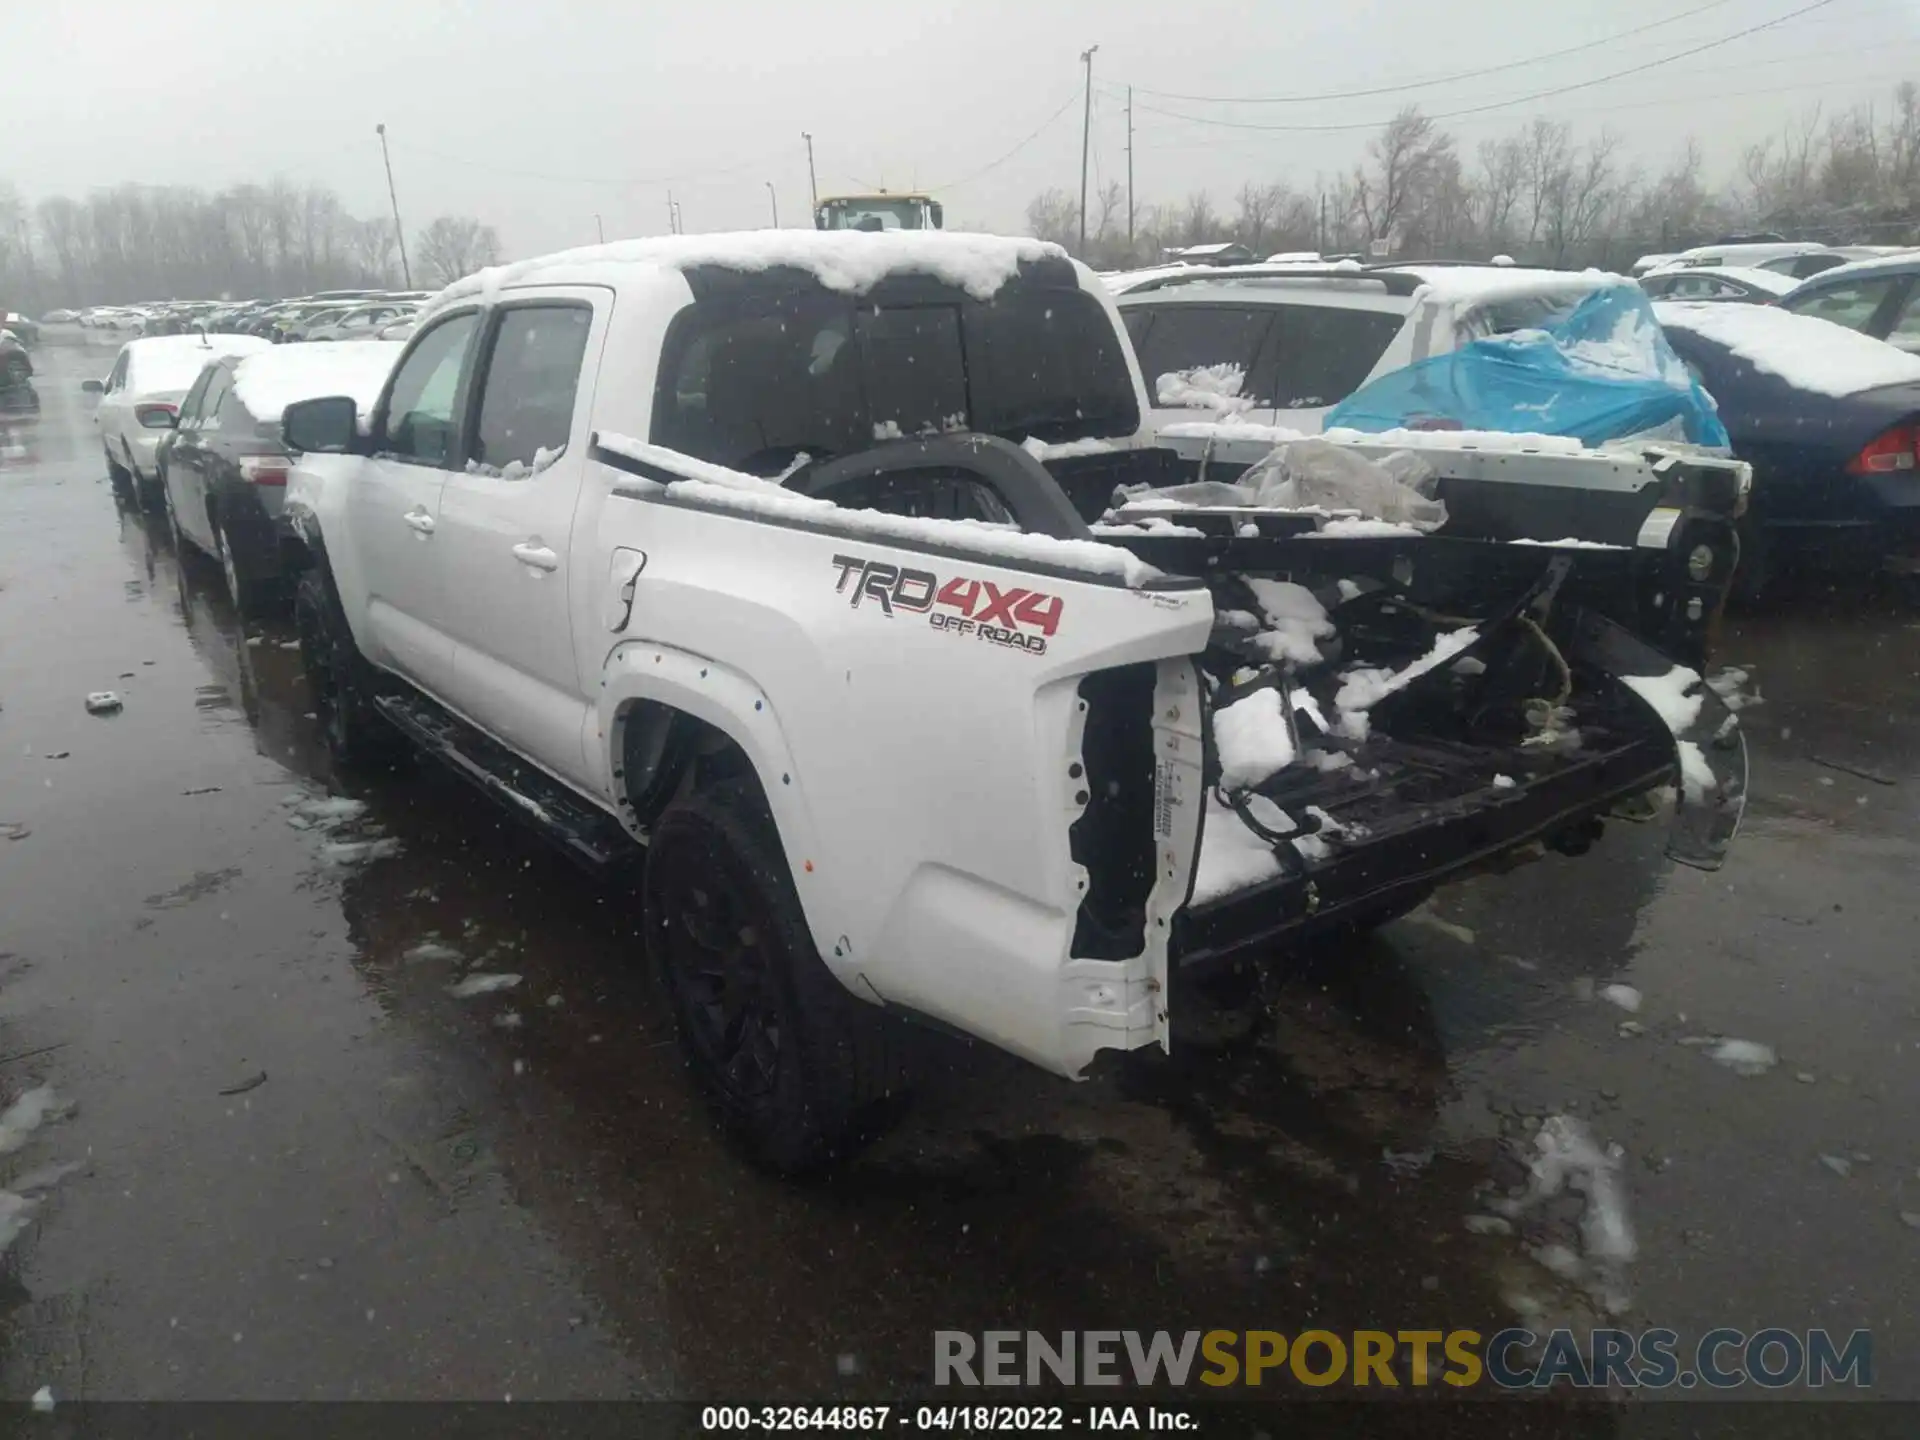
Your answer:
1265;305;1406;407
856;306;968;440
1127;305;1273;408
471;304;593;472
176;368;215;430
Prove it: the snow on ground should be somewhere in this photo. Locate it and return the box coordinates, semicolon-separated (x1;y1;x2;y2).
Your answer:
1707;1038;1777;1076
1621;665;1705;734
234;342;404;423
1511;537;1628;550
1155;364;1254;414
321;837;401;866
434;231;1063;308
1509;1115;1638;1313
1653;301;1920;396
597;434;1165;587
1213;688;1295;789
1599;983;1642;1013
448;973;523;999
1334;627;1480;714
0;1087;68;1156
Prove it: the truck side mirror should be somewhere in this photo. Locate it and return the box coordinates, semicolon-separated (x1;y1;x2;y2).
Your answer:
282;395;359;454
81;379;104;394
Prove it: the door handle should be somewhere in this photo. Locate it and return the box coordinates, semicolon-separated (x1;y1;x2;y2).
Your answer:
403;507;436;535
512;540;560;572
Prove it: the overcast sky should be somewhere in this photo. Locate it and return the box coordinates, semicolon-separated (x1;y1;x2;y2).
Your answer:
2;0;1912;257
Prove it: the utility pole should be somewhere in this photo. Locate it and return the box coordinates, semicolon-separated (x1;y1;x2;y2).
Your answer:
375;124;412;289
802;132;819;215
766;182;779;229
1319;192;1328;254
1125;85;1135;253
1078;44;1099;256
594;213;605;244
667;193;678;235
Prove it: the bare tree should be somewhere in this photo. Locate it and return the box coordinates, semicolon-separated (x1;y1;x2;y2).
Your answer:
1353;106;1455;249
414;216;503;286
1475;137;1526;252
1024;188;1079;250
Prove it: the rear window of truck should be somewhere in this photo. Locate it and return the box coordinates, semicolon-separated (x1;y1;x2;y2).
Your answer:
651;285;1138;477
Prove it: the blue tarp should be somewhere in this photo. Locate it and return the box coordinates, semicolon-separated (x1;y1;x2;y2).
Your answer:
1323;283;1730;449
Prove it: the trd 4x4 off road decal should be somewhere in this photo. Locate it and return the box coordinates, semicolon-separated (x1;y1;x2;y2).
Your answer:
830;554;1063;656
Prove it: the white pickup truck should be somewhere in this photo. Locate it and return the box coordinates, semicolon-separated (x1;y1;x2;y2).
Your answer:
278;232;1750;1171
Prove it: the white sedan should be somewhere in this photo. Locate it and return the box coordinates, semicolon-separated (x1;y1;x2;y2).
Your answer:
85;334;272;508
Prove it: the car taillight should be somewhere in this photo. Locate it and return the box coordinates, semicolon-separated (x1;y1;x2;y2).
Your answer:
238;455;290;486
134;403;177;429
1846;423;1920;475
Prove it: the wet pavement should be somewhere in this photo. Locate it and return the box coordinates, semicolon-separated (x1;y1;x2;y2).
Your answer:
1;334;1918;1405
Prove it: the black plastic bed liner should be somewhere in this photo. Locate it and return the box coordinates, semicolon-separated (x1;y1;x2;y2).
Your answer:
1172;722;1673;970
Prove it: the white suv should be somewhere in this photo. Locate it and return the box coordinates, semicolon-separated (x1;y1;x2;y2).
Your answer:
1117;263;1616;434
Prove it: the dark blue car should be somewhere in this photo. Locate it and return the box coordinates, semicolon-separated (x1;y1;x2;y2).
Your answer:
1655;299;1920;598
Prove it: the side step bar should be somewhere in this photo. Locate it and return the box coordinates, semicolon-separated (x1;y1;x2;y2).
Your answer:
371;690;638;875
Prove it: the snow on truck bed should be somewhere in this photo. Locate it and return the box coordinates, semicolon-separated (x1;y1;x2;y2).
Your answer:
1653;300;1920;396
233;341;404;421
594;434;1165;587
433;232;1066;308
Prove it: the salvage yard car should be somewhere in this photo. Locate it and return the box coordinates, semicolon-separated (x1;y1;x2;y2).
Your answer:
1656;299;1920;596
276;232;1749;1171
84;332;273;508
159;340;404;613
1116;262;1613;434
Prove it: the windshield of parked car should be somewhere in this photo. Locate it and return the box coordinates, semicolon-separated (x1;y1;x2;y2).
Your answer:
652;282;1137;474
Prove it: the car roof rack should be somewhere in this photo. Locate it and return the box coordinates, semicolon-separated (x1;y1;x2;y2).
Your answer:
1119;265;1427;297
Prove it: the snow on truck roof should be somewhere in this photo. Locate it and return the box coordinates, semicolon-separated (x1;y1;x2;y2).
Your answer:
1653;300;1920;397
430;232;1069;310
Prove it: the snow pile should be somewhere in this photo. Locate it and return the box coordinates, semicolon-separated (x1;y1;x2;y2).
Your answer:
1397;265;1620;304
597;434;1164;587
1498;1115;1638;1314
1323;425;1590;455
1653;301;1920;396
1707;1038;1777;1076
0;1087;70;1156
1155;364;1254;415
234;341;404;424
1334;627;1480;713
1190;795;1287;904
1510;537;1627;550
448;972;523;999
1213;688;1295;788
1161;420;1313;446
1241;579;1334;666
1021;436;1119;462
1621;665;1705;734
434;231;1063;308
1598;983;1642;1013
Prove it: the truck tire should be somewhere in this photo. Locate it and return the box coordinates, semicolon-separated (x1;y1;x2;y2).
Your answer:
216;513;269;617
645;779;911;1173
293;569;402;769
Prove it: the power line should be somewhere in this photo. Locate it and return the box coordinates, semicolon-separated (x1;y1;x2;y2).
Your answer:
923;90;1084;193
1114;0;1841;134
1127;0;1738;105
1127;66;1920;162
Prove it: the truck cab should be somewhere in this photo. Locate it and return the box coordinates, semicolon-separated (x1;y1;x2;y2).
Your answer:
814;193;944;232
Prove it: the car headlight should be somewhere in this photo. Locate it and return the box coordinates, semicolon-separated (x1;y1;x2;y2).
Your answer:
1687;543;1715;581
